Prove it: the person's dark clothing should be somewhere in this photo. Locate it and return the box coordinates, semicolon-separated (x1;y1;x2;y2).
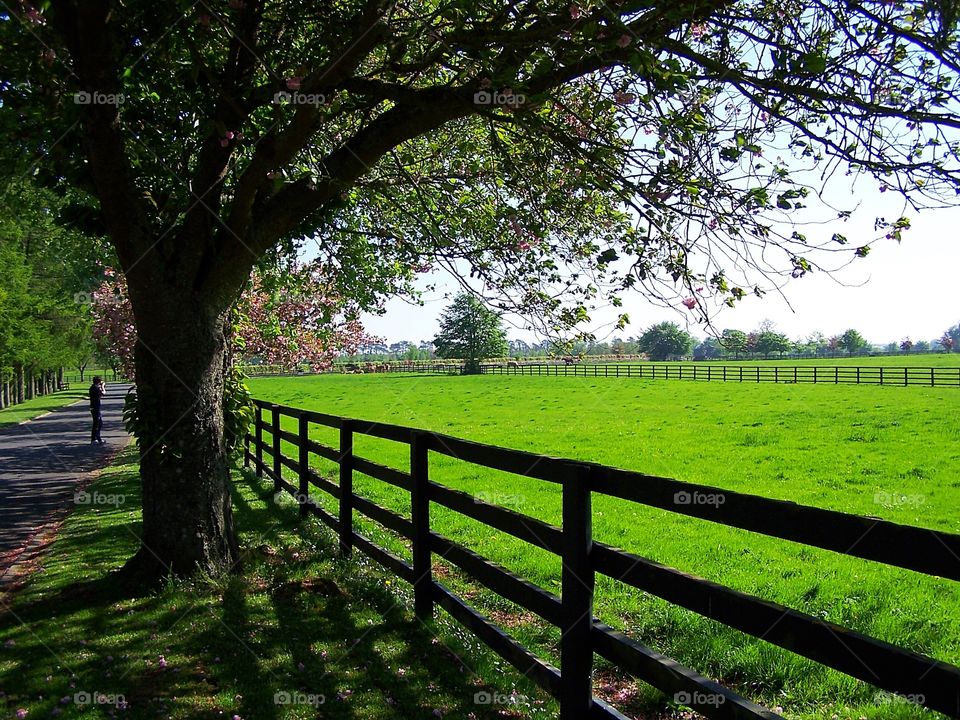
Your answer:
90;383;104;410
89;384;105;442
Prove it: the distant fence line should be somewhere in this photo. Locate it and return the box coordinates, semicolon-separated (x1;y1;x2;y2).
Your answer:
245;398;960;720
241;361;464;377
480;362;960;387
237;360;960;387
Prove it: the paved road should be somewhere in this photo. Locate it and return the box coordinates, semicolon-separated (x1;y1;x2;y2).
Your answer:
0;383;133;574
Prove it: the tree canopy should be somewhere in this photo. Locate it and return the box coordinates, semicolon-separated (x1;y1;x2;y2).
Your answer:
3;1;960;328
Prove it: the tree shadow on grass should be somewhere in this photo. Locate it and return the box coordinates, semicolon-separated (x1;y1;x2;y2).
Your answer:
0;461;547;719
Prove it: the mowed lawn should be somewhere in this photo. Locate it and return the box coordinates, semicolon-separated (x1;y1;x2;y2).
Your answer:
247;373;960;718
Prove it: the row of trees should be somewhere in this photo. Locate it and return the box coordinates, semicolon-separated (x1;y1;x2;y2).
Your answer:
0;182;107;409
349;318;960;366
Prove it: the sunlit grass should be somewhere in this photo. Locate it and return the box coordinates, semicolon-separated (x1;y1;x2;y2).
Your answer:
248;373;960;719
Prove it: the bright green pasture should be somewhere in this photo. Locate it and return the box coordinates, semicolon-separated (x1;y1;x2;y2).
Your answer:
247;373;960;719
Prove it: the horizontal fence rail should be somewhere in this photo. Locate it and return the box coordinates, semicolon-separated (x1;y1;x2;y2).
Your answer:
244;399;960;720
480;362;960;387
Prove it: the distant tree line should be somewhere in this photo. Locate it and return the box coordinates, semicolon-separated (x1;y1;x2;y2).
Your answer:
349;319;960;365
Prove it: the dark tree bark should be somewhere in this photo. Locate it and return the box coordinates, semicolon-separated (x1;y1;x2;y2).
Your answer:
124;271;241;577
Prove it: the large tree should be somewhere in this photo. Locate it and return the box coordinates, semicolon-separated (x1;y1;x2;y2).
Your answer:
3;0;960;578
841;327;869;354
433;292;508;373
637;321;694;360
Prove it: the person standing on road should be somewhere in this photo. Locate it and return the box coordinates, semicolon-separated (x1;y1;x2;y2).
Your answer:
89;377;106;445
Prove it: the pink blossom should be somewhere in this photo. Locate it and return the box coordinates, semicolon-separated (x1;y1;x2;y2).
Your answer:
569;4;581;19
616;34;632;48
285;76;302;90
16;710;27;719
220;138;230;147
690;22;707;38
158;655;168;669
613;91;636;105
681;297;697;309
479;77;492;89
234;264;379;370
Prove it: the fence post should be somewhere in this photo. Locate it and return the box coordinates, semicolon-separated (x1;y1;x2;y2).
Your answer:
560;465;595;719
298;413;310;518
931;368;935;387
271;405;281;493
856;367;860;384
339;420;354;556
880;366;884;385
411;431;433;621
255;404;264;477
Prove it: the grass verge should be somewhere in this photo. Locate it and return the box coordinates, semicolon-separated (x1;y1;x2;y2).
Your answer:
0;447;550;719
0;390;88;429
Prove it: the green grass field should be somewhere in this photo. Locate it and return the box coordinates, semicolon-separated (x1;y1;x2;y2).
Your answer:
0;389;87;429
248;373;960;719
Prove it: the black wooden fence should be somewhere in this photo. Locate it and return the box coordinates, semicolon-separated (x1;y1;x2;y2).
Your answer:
245;399;960;720
481;362;960;387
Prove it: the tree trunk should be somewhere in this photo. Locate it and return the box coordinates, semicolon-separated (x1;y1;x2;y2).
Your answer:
124;287;241;579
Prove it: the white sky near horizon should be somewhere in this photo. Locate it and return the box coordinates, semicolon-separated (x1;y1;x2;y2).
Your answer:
358;180;960;346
